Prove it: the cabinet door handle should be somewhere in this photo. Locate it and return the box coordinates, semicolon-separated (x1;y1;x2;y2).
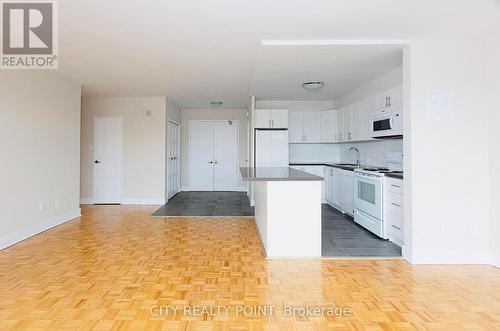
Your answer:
391;184;401;188
269;120;271;127
391;203;401;207
271;119;274;127
392;225;401;230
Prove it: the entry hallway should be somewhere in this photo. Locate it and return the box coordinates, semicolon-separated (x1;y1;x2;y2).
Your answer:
0;206;499;330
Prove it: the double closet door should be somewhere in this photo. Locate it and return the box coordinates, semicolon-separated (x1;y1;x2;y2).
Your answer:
189;120;239;191
167;121;181;199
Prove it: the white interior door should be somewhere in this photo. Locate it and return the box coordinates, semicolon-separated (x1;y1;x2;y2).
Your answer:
213;121;239;191
190;121;214;191
93;117;122;204
167;121;181;199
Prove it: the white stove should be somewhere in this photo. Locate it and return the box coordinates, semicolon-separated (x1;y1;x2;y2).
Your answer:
353;167;403;239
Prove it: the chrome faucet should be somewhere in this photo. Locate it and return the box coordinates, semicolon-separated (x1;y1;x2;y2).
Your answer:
348;147;361;167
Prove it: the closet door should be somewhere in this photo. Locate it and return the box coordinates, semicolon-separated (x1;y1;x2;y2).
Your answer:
213;121;239;191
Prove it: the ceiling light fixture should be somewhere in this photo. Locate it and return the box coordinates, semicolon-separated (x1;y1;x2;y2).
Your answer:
302;81;325;92
210;101;223;107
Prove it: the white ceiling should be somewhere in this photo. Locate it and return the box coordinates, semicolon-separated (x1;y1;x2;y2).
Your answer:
56;0;500;108
250;45;402;100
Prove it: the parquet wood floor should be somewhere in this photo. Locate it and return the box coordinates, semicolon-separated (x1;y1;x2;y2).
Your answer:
0;205;499;330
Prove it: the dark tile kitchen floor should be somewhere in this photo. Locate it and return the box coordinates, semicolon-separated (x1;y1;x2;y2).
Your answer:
152;191;254;217
322;204;402;257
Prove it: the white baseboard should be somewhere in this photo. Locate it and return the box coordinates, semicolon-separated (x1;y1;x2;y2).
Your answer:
80;198;93;205
181;186;189;192
121;198;165;205
0;208;81;251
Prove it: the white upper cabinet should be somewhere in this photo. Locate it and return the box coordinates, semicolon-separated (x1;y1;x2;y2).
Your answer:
254;110;272;128
361;95;377;141
350;102;363;141
254;110;288;128
285;83;403;144
320;110;339;142
302;111;321;143
271;110;288;128
289;111;303;143
289;111;321;143
377;85;402;112
338;106;352;142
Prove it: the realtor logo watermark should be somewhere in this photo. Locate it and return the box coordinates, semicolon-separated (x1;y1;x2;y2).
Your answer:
1;0;57;69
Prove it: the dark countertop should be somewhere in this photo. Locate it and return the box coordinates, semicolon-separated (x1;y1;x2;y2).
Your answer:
290;162;358;172
385;173;404;180
239;167;323;182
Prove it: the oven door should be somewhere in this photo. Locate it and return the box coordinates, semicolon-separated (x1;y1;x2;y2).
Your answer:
354;175;383;220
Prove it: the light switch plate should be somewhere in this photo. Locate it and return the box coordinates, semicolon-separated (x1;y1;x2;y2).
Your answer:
427;90;453;120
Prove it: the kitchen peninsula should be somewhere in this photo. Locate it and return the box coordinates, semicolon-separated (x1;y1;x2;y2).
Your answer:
240;167;323;258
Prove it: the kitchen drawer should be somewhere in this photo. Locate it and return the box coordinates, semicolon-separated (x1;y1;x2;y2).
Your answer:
390;222;404;242
390;212;403;229
386;178;403;194
387;192;403;217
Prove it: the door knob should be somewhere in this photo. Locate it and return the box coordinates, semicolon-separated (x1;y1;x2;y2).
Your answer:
94;160;101;164
208;161;214;164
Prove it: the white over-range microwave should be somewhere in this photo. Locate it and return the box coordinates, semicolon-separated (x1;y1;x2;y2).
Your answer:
370;109;403;139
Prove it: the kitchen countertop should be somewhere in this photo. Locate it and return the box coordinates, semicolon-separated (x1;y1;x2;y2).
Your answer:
291;162;404;178
239;167;323;181
385;173;404;180
290;162;359;172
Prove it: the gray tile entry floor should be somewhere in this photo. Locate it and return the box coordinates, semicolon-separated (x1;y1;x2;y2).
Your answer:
322;204;402;257
152;192;254;217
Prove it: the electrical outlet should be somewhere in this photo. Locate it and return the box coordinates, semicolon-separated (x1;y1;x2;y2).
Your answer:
55;199;59;207
385;152;403;162
39;202;44;212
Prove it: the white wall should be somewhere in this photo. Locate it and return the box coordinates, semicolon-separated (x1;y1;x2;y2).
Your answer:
81;97;166;204
487;36;500;268
406;39;490;264
334;67;402;108
165;99;182;201
255;100;334;111
180;109;249;190
0;71;81;250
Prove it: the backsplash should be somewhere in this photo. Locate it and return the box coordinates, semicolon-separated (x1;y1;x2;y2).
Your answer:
339;140;403;168
290;144;340;163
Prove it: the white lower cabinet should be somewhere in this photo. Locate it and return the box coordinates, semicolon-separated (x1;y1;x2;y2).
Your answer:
324;166;353;216
384;177;404;247
339;170;354;216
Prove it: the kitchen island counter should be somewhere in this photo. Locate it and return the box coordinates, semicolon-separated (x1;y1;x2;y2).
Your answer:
241;167;322;258
239;167;323;181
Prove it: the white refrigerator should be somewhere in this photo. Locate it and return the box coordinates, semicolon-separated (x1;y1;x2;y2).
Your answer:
255;129;289;167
